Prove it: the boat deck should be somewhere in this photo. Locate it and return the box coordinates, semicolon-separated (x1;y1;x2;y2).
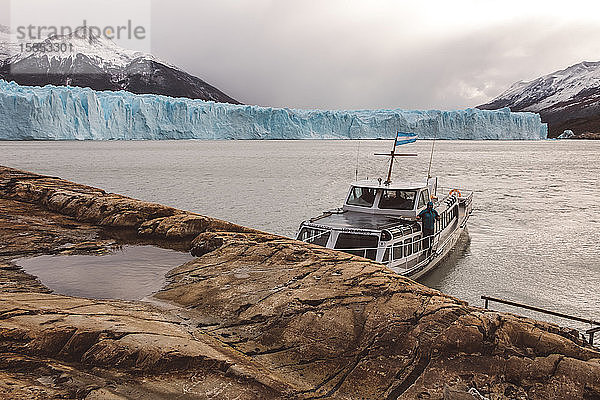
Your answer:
307;211;414;232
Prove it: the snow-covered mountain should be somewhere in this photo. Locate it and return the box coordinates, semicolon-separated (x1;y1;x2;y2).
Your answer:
0;25;240;104
478;61;600;137
0;80;547;140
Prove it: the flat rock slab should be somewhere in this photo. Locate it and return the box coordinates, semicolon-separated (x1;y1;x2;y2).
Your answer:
0;165;599;399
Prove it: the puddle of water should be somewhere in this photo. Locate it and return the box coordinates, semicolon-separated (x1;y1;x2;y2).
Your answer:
15;246;194;301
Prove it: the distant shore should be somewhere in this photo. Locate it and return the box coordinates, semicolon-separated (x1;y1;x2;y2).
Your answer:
567;132;600;140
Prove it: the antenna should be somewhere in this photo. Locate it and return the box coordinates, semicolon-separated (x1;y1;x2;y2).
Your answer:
426;132;438;198
354;140;361;182
427;137;436;179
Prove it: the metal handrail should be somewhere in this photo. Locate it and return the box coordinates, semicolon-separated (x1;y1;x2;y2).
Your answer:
586;326;600;345
437;186;474;194
482;296;600;345
334;231;440;251
300;221;456;269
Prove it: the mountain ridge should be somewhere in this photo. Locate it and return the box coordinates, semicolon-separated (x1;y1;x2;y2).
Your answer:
0;25;240;104
478;61;600;137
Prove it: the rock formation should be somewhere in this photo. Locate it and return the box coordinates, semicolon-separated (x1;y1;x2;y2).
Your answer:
0;166;599;399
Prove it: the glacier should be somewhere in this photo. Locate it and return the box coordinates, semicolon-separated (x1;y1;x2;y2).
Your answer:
0;80;548;140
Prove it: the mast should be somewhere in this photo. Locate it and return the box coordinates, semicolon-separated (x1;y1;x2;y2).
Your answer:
384;133;398;185
375;132;417;186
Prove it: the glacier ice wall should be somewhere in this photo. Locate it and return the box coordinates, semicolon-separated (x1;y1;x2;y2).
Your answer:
0;80;548;140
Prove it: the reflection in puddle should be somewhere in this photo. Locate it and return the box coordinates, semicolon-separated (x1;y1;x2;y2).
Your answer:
15;246;194;301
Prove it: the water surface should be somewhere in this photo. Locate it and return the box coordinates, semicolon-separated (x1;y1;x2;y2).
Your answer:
15;246;194;300
3;140;599;330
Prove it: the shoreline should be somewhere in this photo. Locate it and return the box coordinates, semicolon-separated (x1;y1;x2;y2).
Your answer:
1;165;599;399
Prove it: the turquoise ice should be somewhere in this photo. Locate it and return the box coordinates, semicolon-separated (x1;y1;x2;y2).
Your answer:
0;80;547;140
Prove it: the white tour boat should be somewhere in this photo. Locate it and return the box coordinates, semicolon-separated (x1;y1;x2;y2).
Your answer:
296;133;473;280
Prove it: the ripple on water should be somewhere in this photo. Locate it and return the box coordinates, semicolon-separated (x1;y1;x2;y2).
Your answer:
2;140;599;329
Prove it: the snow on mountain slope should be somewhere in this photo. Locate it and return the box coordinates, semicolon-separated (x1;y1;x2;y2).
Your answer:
479;61;600;137
0;80;547;141
7;28;148;69
0;25;240;104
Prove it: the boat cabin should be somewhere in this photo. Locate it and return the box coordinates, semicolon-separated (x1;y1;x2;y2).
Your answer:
343;179;436;218
297;178;467;277
296;131;473;279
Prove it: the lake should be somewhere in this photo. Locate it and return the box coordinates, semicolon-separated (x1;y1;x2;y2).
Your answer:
3;140;599;329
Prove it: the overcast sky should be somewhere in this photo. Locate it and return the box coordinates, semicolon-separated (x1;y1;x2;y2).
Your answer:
4;0;600;110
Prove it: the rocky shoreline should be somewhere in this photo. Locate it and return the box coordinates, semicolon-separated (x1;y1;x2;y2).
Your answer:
1;166;599;399
558;130;600;140
568;132;600;140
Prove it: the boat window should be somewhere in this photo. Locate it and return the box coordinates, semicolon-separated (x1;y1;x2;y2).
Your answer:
393;242;403;260
383;248;390;263
335;233;378;260
298;227;331;247
418;191;428;209
404;239;412;257
347;187;377;208
413;235;421;253
379;190;417;210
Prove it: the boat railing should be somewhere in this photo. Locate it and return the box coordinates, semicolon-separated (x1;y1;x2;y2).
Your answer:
437;185;473;194
333;230;444;266
395;230;446;271
331;247;378;259
436;186;474;201
299;224;452;269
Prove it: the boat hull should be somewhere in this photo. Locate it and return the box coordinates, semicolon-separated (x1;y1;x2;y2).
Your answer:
389;195;472;280
395;224;466;280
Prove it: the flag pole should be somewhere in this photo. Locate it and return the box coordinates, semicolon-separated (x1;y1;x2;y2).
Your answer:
384;133;398;185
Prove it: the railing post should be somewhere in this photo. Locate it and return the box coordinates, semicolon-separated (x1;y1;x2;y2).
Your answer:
482;295;600;347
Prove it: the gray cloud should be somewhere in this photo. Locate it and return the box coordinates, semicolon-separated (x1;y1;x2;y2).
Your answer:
3;0;600;110
149;1;600;109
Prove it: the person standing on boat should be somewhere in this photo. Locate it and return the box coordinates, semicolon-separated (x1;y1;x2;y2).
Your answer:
417;201;440;255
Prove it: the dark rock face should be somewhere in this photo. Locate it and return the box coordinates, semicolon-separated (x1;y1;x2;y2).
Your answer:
478;61;600;138
563;132;600;140
0;26;240;104
0;56;241;104
0;166;599;399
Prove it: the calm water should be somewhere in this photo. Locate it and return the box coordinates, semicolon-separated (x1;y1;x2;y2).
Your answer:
2;140;599;329
15;246;194;300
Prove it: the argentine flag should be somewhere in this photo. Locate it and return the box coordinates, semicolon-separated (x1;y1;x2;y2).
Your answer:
395;132;417;146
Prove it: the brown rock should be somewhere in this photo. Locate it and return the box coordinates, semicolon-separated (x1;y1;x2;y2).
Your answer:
0;165;599;399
